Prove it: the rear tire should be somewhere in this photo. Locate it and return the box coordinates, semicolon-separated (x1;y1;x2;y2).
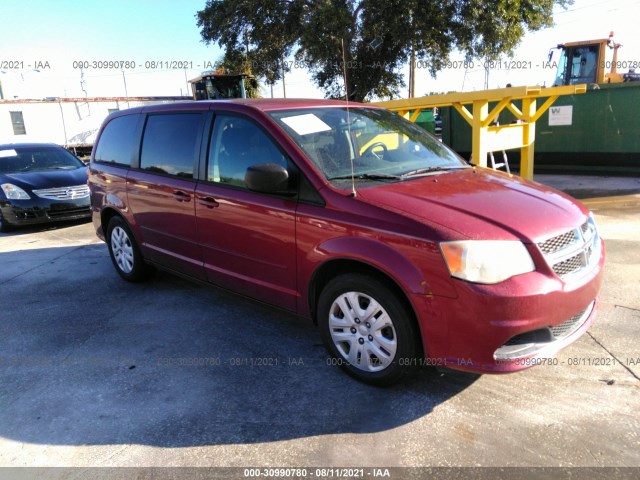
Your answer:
106;216;151;282
318;273;421;386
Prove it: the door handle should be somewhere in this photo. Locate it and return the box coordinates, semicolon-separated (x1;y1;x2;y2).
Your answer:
173;190;191;202
197;196;219;208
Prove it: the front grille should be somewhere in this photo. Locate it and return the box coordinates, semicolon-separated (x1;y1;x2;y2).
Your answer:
32;184;89;200
550;305;591;339
538;216;601;281
552;253;583;277
538;230;577;254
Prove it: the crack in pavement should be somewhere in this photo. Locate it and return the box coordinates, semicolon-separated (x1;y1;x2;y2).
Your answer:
587;331;640;382
614;305;640;314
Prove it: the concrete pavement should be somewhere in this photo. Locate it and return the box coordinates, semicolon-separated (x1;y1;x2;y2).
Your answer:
0;175;638;474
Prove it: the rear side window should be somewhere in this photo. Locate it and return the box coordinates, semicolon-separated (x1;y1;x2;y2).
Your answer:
94;114;139;166
140;113;204;179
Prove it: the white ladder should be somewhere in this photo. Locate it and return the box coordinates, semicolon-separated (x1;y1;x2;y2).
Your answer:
489;150;510;173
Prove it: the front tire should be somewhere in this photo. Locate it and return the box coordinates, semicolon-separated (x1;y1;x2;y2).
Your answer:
318;273;421;386
0;211;14;233
106;216;151;282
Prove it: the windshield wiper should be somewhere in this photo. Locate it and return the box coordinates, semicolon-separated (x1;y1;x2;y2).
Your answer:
328;173;401;181
400;165;467;178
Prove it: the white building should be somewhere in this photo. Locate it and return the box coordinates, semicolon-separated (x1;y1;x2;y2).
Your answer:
0;97;190;155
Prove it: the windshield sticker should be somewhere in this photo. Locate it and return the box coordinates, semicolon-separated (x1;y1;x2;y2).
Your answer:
281;114;332;136
0;149;18;158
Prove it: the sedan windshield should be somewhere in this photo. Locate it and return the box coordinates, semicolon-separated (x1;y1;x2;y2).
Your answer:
268;107;468;188
0;146;84;174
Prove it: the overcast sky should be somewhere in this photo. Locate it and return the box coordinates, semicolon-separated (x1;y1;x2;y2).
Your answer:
1;0;638;100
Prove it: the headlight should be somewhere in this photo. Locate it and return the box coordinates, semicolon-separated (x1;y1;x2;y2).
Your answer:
440;240;535;284
1;183;31;200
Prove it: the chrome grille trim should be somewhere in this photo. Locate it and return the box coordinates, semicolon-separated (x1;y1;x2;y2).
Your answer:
32;184;90;200
538;216;601;281
580;221;589;234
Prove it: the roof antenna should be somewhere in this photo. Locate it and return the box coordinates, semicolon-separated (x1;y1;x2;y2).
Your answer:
339;37;357;198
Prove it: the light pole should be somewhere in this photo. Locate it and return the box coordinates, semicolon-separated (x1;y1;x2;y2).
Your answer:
121;69;130;108
281;52;287;98
184;69;190;97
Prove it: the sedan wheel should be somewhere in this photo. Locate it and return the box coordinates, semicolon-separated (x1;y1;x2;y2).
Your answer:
0;212;13;233
319;273;420;386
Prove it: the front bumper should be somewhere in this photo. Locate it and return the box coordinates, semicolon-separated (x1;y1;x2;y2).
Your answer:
412;240;605;374
0;197;91;227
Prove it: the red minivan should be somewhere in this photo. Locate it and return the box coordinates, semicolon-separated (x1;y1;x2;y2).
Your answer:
89;99;605;385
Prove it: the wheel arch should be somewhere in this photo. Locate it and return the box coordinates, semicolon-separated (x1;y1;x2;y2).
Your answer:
310;257;424;347
100;207;124;243
309;258;426;359
306;235;431;312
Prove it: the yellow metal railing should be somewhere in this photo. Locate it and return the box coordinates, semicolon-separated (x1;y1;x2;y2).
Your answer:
374;85;587;179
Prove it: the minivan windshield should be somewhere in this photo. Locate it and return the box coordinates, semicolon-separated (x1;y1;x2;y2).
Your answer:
0;146;84;174
268;107;468;188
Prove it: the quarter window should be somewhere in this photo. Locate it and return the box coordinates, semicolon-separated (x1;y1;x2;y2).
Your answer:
208;115;287;187
94;114;139;166
140;113;204;178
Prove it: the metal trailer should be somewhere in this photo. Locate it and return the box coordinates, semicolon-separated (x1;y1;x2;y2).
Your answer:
440;81;640;175
440;35;640;175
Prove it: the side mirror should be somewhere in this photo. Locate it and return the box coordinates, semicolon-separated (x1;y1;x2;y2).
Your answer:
245;163;294;195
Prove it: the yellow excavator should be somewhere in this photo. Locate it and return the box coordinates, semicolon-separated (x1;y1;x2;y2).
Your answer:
551;32;640;86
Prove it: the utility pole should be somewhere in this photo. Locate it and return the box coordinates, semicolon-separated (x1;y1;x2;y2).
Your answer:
281;53;287;98
409;42;416;98
408;9;416;98
245;27;250;72
121;69;130;108
484;59;490;90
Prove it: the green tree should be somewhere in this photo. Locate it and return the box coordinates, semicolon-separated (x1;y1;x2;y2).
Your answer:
197;0;570;102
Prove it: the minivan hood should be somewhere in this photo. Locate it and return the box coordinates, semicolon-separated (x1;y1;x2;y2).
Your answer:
356;168;589;242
